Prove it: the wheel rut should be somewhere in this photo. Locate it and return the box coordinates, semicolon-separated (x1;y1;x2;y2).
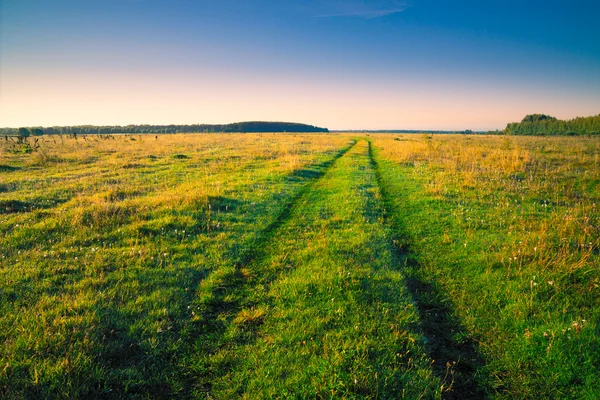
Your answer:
186;140;357;394
367;140;489;399
201;139;441;397
190;138;489;398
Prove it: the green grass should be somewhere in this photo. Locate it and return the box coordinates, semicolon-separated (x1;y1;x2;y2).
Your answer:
371;134;600;398
1;133;599;398
193;140;440;398
0;134;354;397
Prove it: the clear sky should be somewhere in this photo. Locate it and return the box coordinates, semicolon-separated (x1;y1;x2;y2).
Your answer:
1;0;599;130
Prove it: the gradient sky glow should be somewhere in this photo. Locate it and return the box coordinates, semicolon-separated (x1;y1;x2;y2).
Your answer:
1;0;600;130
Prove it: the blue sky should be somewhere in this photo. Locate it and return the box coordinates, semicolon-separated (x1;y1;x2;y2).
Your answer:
1;0;599;130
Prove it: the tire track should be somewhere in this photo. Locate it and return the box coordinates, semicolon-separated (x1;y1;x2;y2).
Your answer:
202;139;441;398
185;140;357;395
367;140;489;399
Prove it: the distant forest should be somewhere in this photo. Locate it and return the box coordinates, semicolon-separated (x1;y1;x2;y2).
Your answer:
5;115;600;137
505;114;600;136
0;121;328;136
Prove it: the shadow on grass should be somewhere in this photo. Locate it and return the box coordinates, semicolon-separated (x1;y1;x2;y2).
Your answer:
367;141;489;400
289;167;323;180
0;195;72;214
0;165;20;172
0;184;14;193
0;200;31;214
207;195;242;213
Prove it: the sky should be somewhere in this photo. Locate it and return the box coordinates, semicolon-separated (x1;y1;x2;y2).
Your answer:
1;0;599;130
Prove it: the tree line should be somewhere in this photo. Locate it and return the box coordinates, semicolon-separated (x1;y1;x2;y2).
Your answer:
0;121;329;136
505;113;600;136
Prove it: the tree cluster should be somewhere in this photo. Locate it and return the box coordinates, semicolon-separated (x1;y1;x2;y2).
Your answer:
0;122;328;136
505;114;600;136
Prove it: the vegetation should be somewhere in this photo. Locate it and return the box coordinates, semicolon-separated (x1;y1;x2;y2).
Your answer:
0;134;347;397
373;134;600;398
506;113;600;136
1;133;598;398
17;128;31;138
0;121;328;136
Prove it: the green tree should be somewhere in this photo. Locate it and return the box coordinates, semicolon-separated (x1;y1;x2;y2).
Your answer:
18;127;31;138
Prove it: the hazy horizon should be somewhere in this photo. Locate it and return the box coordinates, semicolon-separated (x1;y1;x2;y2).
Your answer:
1;0;599;131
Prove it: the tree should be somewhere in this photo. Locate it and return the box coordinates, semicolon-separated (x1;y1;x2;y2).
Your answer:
521;114;557;123
18;127;31;138
506;113;600;136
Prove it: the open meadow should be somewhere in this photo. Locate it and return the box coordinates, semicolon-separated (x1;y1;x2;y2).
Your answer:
1;133;599;399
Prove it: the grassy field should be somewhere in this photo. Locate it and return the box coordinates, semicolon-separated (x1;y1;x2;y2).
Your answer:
1;133;598;398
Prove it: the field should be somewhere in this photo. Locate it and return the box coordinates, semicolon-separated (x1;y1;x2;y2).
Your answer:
1;133;599;399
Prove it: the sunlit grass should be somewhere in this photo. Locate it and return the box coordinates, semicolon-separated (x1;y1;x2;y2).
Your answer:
372;134;600;398
194;141;440;398
1;132;598;398
0;133;352;397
